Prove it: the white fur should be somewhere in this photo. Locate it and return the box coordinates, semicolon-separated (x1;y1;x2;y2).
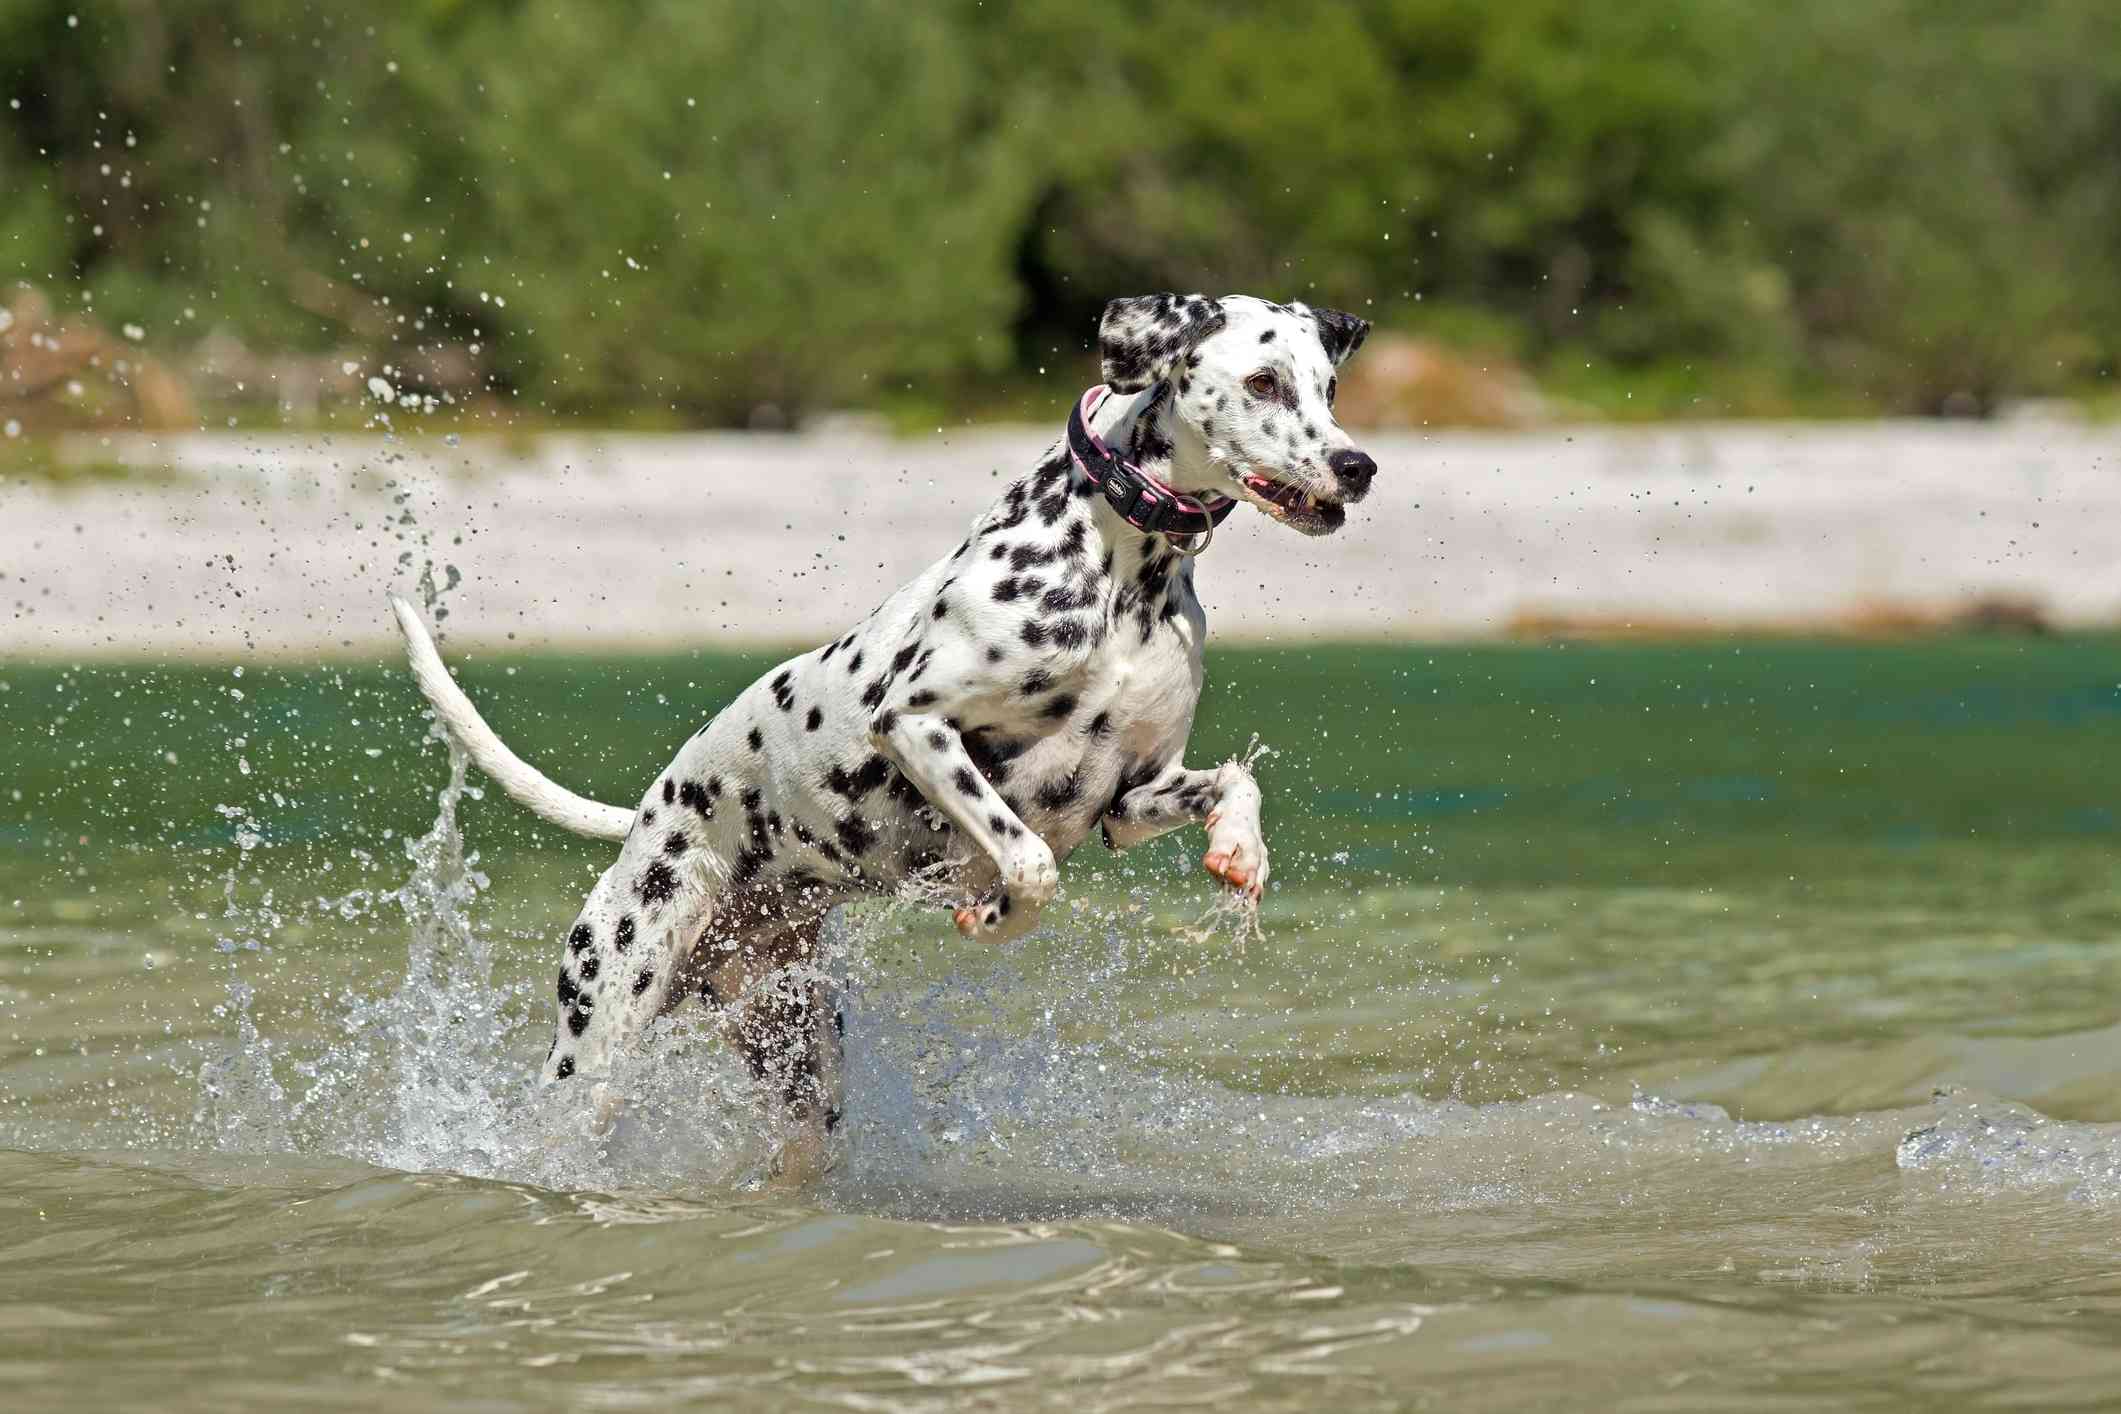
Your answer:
388;292;1374;1168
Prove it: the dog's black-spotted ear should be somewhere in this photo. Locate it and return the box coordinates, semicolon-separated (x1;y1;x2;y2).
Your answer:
1098;294;1227;393
1297;304;1372;367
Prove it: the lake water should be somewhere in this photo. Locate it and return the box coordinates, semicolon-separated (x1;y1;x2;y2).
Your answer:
3;640;2118;1409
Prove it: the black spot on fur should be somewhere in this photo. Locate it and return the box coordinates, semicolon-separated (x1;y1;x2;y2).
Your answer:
846;650;864;675
555;1055;575;1079
1035;770;1083;811
568;923;593;955
730;846;772;887
614;916;635;951
885;768;922;808
805;705;823;731
1040;692;1078;721
677;779;714;820
663;831;688;856
661;778;675;805
578;952;601;983
1131;416;1174;467
747;725;765;751
962;730;1026;784
953;766;982;797
835;814;877;856
1086;710;1113;738
1042;582;1094;613
1022;621;1047;648
632;969;655;997
567;1008;590;1037
1052;618;1089;650
907;688;937;708
557;969;579;1007
770;670;795;711
829;755;892;800
638;860;678;905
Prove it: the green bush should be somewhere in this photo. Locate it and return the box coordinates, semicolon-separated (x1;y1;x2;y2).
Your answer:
3;0;2117;419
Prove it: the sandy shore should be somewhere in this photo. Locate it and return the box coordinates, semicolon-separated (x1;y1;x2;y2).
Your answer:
4;421;2117;658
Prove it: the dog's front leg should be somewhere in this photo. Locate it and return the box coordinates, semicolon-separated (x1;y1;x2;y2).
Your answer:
1104;759;1267;901
871;711;1057;941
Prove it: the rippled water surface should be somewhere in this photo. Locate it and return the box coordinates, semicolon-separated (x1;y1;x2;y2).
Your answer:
4;640;2119;1409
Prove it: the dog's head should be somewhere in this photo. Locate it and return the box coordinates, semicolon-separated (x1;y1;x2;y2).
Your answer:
1099;293;1375;536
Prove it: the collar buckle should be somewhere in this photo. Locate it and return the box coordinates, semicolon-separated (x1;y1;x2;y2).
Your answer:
1101;466;1147;522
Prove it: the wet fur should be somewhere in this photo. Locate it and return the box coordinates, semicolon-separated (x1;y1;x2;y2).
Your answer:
392;293;1374;1177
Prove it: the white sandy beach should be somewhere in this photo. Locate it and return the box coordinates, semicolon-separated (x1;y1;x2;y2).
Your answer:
3;421;2117;658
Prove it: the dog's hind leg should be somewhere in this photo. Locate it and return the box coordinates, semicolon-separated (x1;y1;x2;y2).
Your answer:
736;969;845;1185
545;832;719;1086
693;910;846;1184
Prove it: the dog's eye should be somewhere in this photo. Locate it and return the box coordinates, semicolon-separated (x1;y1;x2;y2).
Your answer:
1326;377;1338;406
1244;372;1277;400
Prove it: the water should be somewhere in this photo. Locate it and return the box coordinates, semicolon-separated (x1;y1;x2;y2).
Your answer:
3;641;2119;1408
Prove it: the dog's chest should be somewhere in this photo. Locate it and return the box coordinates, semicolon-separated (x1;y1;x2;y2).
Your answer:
985;617;1204;855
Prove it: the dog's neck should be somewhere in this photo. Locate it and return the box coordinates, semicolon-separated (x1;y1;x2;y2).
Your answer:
1094;381;1210;489
1074;382;1218;571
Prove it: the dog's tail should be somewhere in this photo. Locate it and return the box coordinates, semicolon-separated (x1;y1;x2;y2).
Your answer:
389;595;634;841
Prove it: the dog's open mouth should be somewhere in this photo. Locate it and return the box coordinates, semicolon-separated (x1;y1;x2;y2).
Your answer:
1239;472;1346;535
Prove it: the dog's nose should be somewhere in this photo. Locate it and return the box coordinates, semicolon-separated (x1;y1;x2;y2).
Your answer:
1328;448;1377;499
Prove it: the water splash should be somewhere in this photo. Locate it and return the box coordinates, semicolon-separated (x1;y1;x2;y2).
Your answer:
1897;1093;2121;1202
183;720;2121;1217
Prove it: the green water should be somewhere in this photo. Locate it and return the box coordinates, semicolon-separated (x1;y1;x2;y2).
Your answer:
3;639;2119;1409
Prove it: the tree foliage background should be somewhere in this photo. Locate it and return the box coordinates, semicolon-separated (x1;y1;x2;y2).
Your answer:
4;0;2119;420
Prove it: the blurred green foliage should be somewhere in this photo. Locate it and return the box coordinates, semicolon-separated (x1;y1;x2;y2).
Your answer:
3;0;2118;420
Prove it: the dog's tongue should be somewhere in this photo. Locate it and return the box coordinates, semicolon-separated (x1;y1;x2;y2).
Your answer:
1244;473;1312;511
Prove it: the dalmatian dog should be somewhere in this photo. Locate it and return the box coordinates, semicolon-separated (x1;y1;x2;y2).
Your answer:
390;293;1376;1176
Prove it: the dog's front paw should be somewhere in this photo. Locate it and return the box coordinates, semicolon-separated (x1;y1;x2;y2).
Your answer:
1202;808;1268;902
1001;838;1059;907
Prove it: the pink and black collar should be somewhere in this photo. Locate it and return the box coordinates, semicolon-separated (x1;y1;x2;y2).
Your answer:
1067;386;1235;543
